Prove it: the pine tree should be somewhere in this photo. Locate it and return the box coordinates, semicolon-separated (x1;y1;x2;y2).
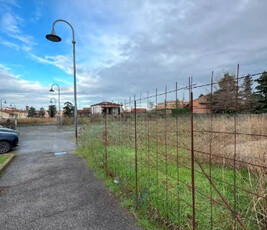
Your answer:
28;107;36;117
240;75;254;112
254;71;267;113
48;105;57;118
39;107;45;118
212;73;237;113
63;101;74;117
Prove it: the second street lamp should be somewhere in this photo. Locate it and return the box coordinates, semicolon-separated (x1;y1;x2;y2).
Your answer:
46;19;78;140
50;98;57;104
49;83;61;125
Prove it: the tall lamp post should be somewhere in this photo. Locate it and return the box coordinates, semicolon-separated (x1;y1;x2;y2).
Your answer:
49;83;61;125
46;19;78;140
1;98;7;119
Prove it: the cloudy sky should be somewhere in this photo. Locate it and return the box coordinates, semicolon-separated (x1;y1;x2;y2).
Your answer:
0;0;267;110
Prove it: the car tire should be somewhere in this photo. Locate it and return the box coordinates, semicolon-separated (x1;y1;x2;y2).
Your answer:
0;141;12;154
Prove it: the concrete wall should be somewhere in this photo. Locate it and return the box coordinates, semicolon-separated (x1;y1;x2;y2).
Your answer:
91;105;102;114
0;111;10;119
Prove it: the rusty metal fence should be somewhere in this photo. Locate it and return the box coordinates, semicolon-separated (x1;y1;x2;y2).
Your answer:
81;65;267;229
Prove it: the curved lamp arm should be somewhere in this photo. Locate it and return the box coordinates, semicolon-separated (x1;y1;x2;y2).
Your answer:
49;19;75;43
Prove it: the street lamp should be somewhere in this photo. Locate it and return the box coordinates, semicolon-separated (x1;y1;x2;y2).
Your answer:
50;98;57;104
0;98;6;119
49;83;61;125
46;19;78;140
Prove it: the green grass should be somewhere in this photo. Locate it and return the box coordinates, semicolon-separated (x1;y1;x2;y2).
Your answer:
0;155;9;165
77;121;265;229
78;142;263;230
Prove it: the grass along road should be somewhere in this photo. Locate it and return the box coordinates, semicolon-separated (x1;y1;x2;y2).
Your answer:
0;155;9;165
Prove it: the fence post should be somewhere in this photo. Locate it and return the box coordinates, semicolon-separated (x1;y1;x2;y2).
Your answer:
134;100;138;209
190;77;196;229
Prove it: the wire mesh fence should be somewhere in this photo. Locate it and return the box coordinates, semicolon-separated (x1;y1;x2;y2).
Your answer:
80;65;267;229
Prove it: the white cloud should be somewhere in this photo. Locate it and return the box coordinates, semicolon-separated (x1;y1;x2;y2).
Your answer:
2;0;267;107
46;0;265;103
31;53;100;93
0;37;20;50
0;11;35;51
0;64;82;110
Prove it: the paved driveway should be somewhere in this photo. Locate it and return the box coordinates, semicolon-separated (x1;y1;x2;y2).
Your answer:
0;126;140;230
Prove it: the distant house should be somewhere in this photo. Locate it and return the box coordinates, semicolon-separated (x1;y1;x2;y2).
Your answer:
1;108;28;119
131;108;147;113
78;107;91;117
192;95;211;114
91;102;122;115
0;111;10;120
156;100;187;110
155;96;211;114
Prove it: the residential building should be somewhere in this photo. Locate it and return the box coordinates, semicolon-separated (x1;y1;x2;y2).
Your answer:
131;108;147;113
1;108;28;119
78;107;91;117
91;102;122;115
156;100;187;110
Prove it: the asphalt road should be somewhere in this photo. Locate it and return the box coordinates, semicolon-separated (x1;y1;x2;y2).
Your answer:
0;126;141;230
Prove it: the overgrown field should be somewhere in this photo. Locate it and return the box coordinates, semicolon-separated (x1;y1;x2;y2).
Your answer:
78;114;267;229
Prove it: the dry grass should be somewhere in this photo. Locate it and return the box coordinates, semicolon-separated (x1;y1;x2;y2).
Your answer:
10;117;91;126
61;117;91;125
82;113;267;229
17;117;56;125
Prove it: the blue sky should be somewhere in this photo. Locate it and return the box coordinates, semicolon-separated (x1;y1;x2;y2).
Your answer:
0;0;267;110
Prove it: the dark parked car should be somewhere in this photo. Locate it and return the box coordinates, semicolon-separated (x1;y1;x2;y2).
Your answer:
0;125;18;134
0;126;19;154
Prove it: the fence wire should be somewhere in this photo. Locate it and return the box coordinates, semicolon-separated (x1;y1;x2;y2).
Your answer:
81;66;267;230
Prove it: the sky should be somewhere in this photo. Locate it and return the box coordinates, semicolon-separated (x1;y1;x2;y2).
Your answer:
0;0;267;110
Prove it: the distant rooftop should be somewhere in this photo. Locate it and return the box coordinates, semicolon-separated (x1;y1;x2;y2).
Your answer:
91;101;122;107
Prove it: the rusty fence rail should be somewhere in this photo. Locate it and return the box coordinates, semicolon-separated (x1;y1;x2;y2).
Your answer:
82;66;267;229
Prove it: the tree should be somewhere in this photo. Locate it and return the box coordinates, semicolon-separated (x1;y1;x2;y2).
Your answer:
212;73;237;113
63;101;74;117
39;107;45;118
240;75;254;112
48;105;57;118
253;71;267;113
148;101;155;111
28;107;36;117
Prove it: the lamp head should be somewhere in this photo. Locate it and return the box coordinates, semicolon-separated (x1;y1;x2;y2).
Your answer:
49;88;54;92
46;27;61;42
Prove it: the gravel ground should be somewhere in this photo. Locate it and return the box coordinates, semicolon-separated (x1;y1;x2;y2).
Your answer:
0;126;141;230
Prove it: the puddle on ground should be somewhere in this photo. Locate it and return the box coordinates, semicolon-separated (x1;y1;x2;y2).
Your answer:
54;152;67;156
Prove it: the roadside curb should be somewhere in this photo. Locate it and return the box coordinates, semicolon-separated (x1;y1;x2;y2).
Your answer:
0;154;15;174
